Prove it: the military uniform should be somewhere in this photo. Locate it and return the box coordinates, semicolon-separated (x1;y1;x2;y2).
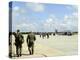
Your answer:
15;31;24;57
27;32;36;55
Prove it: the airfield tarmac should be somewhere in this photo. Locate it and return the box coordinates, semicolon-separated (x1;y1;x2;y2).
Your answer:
11;34;78;58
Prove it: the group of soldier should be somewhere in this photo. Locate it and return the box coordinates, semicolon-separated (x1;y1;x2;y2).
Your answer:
40;32;55;39
9;29;72;58
9;30;36;58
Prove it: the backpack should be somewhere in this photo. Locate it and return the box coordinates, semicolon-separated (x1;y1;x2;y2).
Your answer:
15;33;24;45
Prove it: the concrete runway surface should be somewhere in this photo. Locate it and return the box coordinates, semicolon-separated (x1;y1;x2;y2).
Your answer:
10;34;78;59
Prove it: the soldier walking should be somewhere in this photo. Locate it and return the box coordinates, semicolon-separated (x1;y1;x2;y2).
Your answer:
15;30;24;57
26;32;36;55
47;33;49;39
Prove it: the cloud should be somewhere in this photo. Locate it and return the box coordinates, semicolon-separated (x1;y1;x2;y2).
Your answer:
66;5;77;10
42;13;78;32
13;12;78;32
12;6;27;17
62;13;78;31
16;23;37;32
14;11;78;32
26;3;45;12
42;16;57;32
72;12;78;17
46;18;53;23
13;6;20;11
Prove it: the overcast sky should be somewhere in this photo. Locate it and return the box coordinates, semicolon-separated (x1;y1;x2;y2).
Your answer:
10;1;78;32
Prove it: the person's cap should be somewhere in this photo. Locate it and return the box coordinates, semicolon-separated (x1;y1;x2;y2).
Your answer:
17;29;20;32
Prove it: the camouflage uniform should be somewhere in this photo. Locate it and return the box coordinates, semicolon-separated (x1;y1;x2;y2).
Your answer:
15;30;24;57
